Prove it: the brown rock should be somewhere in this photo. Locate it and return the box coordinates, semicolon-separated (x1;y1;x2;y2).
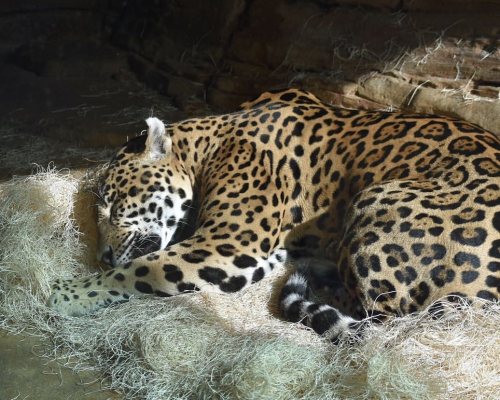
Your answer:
317;0;400;7
402;0;500;11
318;91;389;110
357;74;500;133
357;74;415;107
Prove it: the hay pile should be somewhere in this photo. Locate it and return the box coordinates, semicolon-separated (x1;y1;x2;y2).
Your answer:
0;169;499;399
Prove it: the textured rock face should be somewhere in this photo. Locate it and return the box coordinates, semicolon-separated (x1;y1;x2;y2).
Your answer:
105;0;500;133
0;0;499;134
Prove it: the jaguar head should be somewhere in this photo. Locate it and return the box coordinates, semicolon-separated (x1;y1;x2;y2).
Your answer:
96;118;193;266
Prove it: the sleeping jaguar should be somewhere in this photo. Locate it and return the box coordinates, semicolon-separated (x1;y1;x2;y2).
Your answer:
48;88;499;340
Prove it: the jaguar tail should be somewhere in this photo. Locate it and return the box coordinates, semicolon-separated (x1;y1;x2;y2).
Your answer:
279;271;361;342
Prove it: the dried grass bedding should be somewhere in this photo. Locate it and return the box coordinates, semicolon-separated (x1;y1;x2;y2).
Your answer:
0;168;499;400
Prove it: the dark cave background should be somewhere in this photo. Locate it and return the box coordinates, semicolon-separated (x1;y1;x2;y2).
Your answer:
0;0;499;177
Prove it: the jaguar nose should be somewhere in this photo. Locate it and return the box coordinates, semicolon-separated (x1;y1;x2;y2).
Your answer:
101;246;115;266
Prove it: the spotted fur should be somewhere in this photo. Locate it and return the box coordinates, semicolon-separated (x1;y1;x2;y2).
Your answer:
48;89;499;341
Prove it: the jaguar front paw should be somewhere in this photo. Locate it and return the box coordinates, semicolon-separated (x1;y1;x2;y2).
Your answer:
47;278;124;317
47;289;96;317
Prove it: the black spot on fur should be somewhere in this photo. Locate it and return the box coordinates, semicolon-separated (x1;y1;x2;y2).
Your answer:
461;270;479;284
489;240;500;258
135;266;150;277
409;281;430;305
450;227;487;246
163;264;183;282
233;254;258;268
198;266;228;284
477;290;496;301
430;265;455;287
485;275;499;290
292;122;305;136
448;137;486;156
421;194;468;211
355;256;369;278
289;158;301;179
280;92;297;101
294;145;304;157
260;238;271;253
369;255;381;272
128;186;138;196
453;252;480;269
428;227;444;236
177;282;200;292
397;206;412;218
252;267;265;283
356;197;376;209
493;212;500;232
409;229;425;238
216;244;236;257
181;249;212;263
166;216;176;227
165;197;174;207
451;208;485;224
394;266;418;285
220;275;247;292
114;273;125;281
368;279;397;302
135;281;154;294
291;182;302;199
472;158;500;178
415;121;452;141
487;262;500;272
260;218;271;232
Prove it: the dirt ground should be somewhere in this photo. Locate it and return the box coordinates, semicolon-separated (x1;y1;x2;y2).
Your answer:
0;331;121;400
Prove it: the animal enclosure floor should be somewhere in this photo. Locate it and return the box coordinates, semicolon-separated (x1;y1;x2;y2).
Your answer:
0;331;121;400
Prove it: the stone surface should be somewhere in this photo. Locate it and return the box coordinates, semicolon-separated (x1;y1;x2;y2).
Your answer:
357;73;500;132
0;58;180;146
0;331;120;400
319;0;400;7
3;0;496;132
109;0;246;88
402;0;500;11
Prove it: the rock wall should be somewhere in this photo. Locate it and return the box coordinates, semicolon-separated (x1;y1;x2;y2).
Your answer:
107;0;500;132
1;0;499;133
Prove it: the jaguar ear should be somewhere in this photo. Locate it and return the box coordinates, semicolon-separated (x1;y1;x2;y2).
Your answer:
144;117;172;160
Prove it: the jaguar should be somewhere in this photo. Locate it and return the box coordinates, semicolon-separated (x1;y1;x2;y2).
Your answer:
48;88;499;340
